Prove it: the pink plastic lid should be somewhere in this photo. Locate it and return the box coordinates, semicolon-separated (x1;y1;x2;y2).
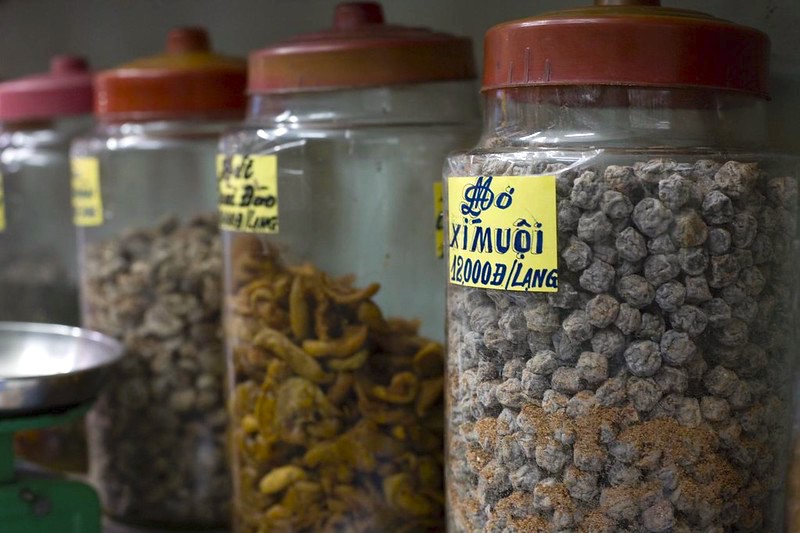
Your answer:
0;56;93;122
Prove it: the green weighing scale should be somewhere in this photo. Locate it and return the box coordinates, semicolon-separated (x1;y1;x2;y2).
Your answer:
0;322;123;533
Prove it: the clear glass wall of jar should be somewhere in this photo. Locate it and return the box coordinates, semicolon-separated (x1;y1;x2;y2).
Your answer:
223;81;478;533
74;119;229;528
72;28;245;530
444;3;798;532
220;4;478;531
3;118;92;473
0;56;94;474
0;118;87;326
227;81;477;341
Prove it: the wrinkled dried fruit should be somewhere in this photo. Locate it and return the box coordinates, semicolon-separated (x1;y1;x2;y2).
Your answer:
260;465;307;495
82;215;229;527
445;158;795;533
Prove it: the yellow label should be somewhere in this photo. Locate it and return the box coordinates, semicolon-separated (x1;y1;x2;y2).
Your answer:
447;175;558;292
71;157;103;227
0;172;5;232
434;181;443;258
217;154;278;233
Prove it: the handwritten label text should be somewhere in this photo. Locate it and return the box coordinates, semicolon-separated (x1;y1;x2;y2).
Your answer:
217;154;279;233
447;175;558;292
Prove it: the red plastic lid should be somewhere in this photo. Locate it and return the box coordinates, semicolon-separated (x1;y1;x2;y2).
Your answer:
95;27;247;121
0;56;93;122
248;2;475;94
483;0;770;98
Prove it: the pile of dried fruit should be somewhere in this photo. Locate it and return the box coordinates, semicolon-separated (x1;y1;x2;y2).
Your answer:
82;215;230;527
446;158;797;532
227;236;445;532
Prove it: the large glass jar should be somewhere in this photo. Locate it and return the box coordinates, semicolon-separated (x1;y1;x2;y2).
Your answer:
72;28;245;530
445;3;798;532
220;3;478;531
0;56;93;473
790;427;800;530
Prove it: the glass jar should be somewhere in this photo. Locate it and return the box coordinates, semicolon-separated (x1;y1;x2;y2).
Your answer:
72;28;245;530
0;56;93;473
220;3;478;531
790;426;800;530
445;3;798;532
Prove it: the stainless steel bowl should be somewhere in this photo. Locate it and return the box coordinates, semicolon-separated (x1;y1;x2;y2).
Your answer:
0;322;123;416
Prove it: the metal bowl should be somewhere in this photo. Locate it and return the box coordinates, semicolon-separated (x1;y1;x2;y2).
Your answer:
0;322;124;417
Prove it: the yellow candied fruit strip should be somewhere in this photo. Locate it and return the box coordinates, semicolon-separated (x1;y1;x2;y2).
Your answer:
259;465;306;495
302;325;368;358
253;328;330;384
